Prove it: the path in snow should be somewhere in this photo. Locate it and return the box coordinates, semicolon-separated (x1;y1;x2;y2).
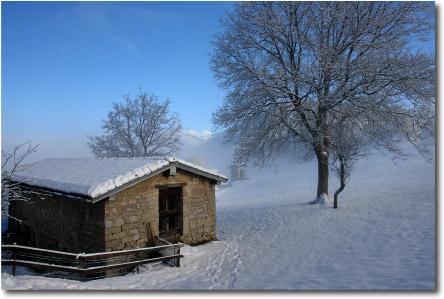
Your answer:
212;147;435;290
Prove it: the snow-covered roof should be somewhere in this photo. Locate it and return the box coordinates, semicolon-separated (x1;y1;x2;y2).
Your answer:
12;157;227;201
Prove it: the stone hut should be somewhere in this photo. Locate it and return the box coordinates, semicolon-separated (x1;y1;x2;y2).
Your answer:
230;164;247;182
7;157;227;253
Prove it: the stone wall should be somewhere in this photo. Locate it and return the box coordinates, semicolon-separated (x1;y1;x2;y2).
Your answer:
181;171;217;245
8;191;105;253
104;168;217;251
8;168;218;253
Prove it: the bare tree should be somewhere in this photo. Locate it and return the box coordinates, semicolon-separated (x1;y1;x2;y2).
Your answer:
329;118;365;209
1;141;45;222
210;2;435;203
88;90;183;158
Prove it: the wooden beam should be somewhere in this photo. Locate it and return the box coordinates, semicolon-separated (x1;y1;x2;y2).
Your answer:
81;243;183;260
83;255;184;274
1;259;84;274
2;245;80;259
169;165;177;176
155;183;186;190
1;244;184;261
2;254;185;275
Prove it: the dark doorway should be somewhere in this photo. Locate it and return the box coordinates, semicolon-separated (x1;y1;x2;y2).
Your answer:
158;187;182;240
239;168;245;179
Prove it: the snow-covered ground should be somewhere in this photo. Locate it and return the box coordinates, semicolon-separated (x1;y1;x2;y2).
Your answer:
1;141;435;290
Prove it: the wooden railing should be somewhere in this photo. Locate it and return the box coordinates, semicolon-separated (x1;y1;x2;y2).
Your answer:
1;242;183;281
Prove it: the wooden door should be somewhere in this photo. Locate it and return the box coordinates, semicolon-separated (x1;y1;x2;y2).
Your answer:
158;187;182;239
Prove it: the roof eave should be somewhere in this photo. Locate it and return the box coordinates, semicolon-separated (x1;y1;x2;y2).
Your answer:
90;164;171;204
175;161;228;183
91;162;228;204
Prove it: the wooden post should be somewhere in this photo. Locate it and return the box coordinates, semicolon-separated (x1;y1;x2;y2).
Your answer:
176;245;181;267
136;252;140;274
12;249;16;276
81;256;87;282
147;223;155;247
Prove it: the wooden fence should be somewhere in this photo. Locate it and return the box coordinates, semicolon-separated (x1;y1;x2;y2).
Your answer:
1;241;183;281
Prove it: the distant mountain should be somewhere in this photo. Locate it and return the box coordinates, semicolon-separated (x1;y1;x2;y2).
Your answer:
178;130;233;177
180;130;213;146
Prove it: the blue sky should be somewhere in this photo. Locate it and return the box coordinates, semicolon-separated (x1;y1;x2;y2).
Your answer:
1;1;436;161
1;1;235;159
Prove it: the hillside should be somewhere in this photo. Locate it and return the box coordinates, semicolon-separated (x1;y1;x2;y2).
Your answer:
1;134;435;290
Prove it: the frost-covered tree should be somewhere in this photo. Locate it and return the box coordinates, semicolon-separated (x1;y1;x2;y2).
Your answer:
210;1;435;203
88;90;183;158
329;117;365;209
1;141;46;222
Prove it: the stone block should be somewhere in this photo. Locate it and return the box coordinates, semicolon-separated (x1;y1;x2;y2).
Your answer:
129;216;139;223
122;236;133;243
129;228;139;235
114;218;124;227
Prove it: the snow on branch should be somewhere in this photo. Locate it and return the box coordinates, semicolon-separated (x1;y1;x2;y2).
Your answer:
1;140;47;221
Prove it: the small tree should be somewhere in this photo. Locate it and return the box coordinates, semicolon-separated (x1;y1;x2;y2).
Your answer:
329;120;365;209
88;90;183;158
1;141;45;222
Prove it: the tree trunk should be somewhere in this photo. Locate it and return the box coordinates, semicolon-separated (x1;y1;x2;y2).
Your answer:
334;178;345;209
315;149;329;199
334;185;344;209
334;156;346;209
